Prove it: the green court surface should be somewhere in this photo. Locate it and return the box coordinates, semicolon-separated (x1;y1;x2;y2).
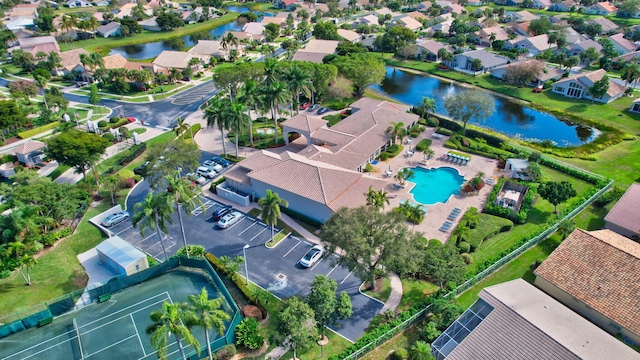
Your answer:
0;270;236;360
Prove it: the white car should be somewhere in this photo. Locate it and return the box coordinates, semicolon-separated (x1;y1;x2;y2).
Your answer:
298;245;324;268
203;160;223;173
185;173;206;185
217;211;243;229
196;166;216;179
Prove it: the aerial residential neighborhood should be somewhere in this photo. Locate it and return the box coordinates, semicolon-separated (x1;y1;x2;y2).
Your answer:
0;0;639;359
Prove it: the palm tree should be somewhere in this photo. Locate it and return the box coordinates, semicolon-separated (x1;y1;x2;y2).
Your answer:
174;116;192;141
556;219;575;239
5;242;37;285
47;51;62;76
132;192;174;261
282;64;314;114
147;302;200;360
386;121;405;145
238;80;261;147
462;211;479;228
622;62;640;88
187;288;231;360
90;52;105;69
224;101;250;158
80;53;93;73
35;51;47;61
221;32;238;61
364;185;390;210
395;168;414;186
406;203;426;227
409;340;433;360
452;225;471;244
260;81;289;145
422;148;435;160
204;98;229;156
419;97;436;119
86;16;100;33
258;189;289;244
169;67;181;83
165;172;205;259
263;58;280;87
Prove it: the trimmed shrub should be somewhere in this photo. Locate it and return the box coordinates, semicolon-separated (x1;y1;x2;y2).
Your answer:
461;253;473;264
434;117;463;132
364;163;375;172
235;318;264;350
427;116;439;127
415;139;432;152
208;176;227;194
390;348;408;360
418;118;428;126
118;169;135;180
458;241;470;253
444;140;458;150
436;127;453;136
216;344;236;360
102;133;115;142
428;239;443;248
97;120;108;128
109;117;120;124
593;187;624;208
386;144;404;158
378;152;389;161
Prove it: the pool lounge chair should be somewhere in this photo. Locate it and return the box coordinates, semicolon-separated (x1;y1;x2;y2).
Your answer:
452;207;462;213
448;211;460;220
439;224;451;232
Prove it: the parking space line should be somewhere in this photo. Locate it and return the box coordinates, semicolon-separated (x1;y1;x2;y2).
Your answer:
282;239;302;258
115;225;134;235
310;258;324;271
130;232;158;246
326;263;340;277
192;199;214;216
238;220;257;236
224;216;246;231
340;271;353;285
249;227;268;242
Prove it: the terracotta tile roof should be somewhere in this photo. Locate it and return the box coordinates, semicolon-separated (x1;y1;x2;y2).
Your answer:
152;50;195;69
534;228;640;338
260;17;285;25
586;17;619;32
337;28;361;42
446;279;639;360
291;52;328;63
14;140;45;155
102;54;129;69
59;48;89;71
406;11;429;20
300;39;340;54
281;114;327;133
604;183;640;235
223;166;251;184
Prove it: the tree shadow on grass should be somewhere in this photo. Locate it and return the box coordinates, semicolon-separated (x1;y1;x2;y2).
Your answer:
565;103;590;113
526;207;551;225
0;282;23;294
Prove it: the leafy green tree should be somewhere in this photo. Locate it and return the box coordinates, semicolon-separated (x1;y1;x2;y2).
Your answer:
587;75;610;104
443;90;495;135
424;243;466;288
0;100;27;141
307;275;353;340
264;22;280;41
34;6;55;32
88;84;102;113
282;64;314;114
187;288;231;360
166;172;205;259
176;245;206;259
101;176;119;205
132;193;174;260
277;297;318;359
147;302;200;360
258;190;289;244
321;207;422;291
1;241;37;285
7;80;37;104
235;317;264;350
313;21;339;40
381;26;418;55
556;219;576;239
143;139;201;190
538;181;577;213
529;17;553;36
45;129;110;181
331;53;386;96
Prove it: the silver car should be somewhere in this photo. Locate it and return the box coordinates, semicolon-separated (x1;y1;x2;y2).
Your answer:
196;166;216;179
101;212;130;227
203;160;223;173
217;211;244;229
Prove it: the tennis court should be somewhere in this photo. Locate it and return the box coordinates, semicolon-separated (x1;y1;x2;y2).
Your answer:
0;269;239;360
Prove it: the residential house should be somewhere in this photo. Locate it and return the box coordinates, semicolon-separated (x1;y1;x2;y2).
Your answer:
505;0;524;6
65;0;92;7
388;16;422;31
114;3;135;19
180;11;197;25
355;14;379;26
275;0;298;11
5;18;35;31
490;60;564;86
610;33;637;55
444;3;465;15
17;36;60;56
512;21;532;36
504;10;538;23
139;17;162;31
509;34;554;56
242;22;266;36
474;25;509;46
531;0;552;9
221;99;416;222
10;29;34;46
585;17;619;33
534;228;640;346
570;39;602;57
584;1;617;15
552;69;627;103
549;0;578;12
188;40;226;59
227;30;265;43
451;49;509;73
616;50;640;64
337;28;361;43
4;4;38;31
94;0;109;6
291;39;339;63
374;7;400;18
425;20;452;36
92;12;104;23
260;16;286;27
415;1;432;12
467;0;486;6
406;11;429;21
431;279;640;360
416;40;454;61
153;50;203;70
55;48;90;77
630;98;640;114
603;183;640;239
96;22;121;38
14;141;46;167
102;54;160;77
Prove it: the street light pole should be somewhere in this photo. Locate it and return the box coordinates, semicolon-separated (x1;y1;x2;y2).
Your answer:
243;244;250;285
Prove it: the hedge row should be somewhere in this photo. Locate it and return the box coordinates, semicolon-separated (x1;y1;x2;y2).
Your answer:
415;139;432;152
538;156;602;185
208;176;227;194
117;143;147;167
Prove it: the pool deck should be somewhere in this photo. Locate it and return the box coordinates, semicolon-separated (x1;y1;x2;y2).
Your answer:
366;128;499;243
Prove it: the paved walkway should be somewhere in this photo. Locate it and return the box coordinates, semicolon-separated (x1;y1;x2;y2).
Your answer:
379;272;403;314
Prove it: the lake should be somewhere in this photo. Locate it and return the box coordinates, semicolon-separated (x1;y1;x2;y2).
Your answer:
108;6;272;60
371;67;598;147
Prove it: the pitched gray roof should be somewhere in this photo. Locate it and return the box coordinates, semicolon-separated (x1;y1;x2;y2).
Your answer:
604;183;640;234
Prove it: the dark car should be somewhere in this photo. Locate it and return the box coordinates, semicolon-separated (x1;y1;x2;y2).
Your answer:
210;205;233;222
133;161;149;175
317;107;331;115
211;155;232;168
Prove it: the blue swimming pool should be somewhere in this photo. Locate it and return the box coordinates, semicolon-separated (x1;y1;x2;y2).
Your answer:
409;167;465;205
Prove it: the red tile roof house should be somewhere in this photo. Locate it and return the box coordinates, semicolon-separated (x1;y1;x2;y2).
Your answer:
551;69;627;103
604;183;640;240
14;140;46;167
534;228;640;347
222;99;418;223
431;279;639;360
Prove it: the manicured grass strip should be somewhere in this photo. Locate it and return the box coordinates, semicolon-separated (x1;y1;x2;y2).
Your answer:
18;122;60;139
362;277;392;303
46;164;71;180
468;214;513;251
131;128;147;135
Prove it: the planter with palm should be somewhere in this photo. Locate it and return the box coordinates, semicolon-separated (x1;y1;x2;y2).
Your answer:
258;189;288;245
395;168;414;186
132;192;174;261
147;302;200;360
187;288;231;360
365;185;390;210
386;121;405;145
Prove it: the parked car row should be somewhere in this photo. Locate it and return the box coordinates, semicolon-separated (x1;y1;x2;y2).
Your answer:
303;104;331;115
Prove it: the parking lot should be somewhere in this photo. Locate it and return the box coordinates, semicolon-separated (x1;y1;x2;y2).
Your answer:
110;160;383;341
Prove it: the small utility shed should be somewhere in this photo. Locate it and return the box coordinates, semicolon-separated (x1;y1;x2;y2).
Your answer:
96;236;148;276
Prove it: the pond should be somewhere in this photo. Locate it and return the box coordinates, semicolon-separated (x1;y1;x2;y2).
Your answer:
108;6;273;60
371;67;599;147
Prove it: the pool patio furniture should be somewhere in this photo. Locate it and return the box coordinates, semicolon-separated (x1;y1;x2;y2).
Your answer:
439;222;452;232
405;138;413;144
432;133;444;139
448;211;461;220
385;170;393;177
393;183;405;189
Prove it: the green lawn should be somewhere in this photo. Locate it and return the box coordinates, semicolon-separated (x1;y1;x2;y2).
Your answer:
362;325;420;360
0;203;111;319
363;277;392;303
46;164;71;180
398;279;439;312
467;214;513;251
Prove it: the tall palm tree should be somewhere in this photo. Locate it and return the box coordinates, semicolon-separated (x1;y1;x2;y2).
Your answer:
5;241;37;285
47;51;62;76
86;16;100;33
147;302;200;360
165;172;205;259
187;288;231;360
80;53;93;73
395;168;414;186
258;189;289;244
260;81;289;145
221;32;238;61
173;116;192;141
238;80;261;147
452;225;471;244
622;62;640;88
263;58;280;87
364;185;390;210
169;67;182;83
90;52;105;70
204;98;229;156
419;97;436;119
409;340;433;360
462;211;479;228
282;65;314;114
224;101;250;157
132;192;174;261
386;121;405;145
